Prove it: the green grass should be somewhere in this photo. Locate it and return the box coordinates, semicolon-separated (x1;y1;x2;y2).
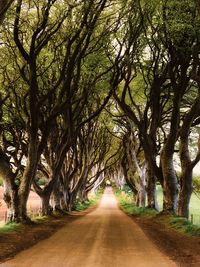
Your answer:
115;188;157;217
0;222;22;234
163;216;200;237
32;216;49;223
74;200;92;211
157;185;200;225
74;191;102;212
120;202;157;217
115;187;200;237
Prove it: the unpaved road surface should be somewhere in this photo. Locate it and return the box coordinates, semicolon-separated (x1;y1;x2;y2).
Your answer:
0;188;177;267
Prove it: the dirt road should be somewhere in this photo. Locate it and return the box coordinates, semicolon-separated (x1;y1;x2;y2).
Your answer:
0;188;177;267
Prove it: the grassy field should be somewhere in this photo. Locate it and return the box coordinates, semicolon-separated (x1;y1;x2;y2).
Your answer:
157;185;200;225
189;194;200;225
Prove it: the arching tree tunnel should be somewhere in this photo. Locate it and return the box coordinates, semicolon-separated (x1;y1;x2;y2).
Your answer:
0;0;200;225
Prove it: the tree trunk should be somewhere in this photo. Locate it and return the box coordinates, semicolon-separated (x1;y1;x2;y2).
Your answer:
160;153;179;214
51;180;62;211
40;192;52;216
178;168;193;219
67;192;77;212
146;172;159;211
18;156;38;221
34;179;56;216
178;132;194;218
0;147;37;222
138;187;146;207
177;96;200;218
3;181;19;222
80;189;89;202
135;193;140;207
60;190;69;210
0;149;19;221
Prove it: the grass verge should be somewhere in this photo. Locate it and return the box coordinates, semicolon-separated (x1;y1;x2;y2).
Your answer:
115;188;200;237
114;188;157;217
74;191;102;212
0;191;102;233
0;222;23;234
168;216;200;237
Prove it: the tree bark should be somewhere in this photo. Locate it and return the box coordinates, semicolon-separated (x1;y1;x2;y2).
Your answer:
0;149;19;221
17;139;38;221
160;152;179;214
40;192;52;216
67;192;77;212
178;95;200;218
3;180;19;222
178;168;193;218
146;167;159;210
51;180;62;211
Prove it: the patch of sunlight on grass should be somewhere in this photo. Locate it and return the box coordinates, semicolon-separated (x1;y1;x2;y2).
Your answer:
32;216;49;223
0;221;5;227
0;222;22;233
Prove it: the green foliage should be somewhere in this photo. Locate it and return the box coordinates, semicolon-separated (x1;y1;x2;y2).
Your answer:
36;179;46;186
164;0;199;52
122;184;133;196
0;176;3;186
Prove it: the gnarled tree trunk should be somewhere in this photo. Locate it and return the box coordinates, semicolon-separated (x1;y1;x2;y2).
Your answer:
160;152;179;214
178;95;200;218
178;168;193;219
146;166;159;210
0;149;19;221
